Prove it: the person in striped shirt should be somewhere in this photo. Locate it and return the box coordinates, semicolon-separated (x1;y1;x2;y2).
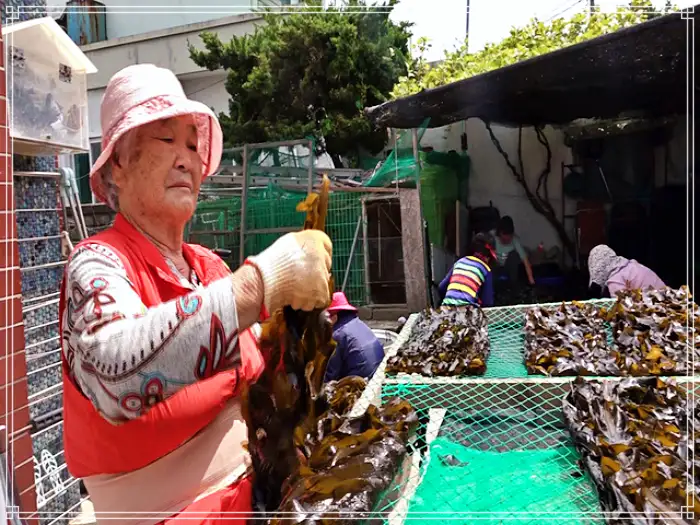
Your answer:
438;233;497;307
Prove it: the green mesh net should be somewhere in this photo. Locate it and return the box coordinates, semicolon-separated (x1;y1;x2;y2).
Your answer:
345;298;696;522
362;122;470;248
362;126;428;188
187;183;369;306
407;438;601;524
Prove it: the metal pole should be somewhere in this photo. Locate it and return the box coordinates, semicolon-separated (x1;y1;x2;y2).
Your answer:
307;138;314;195
239;144;249;267
341;215;363;293
466;0;470;42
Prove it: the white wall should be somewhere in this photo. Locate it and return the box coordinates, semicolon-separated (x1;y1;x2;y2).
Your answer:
180;72;230;115
98;0;256;41
419;120;573;254
417;116;688;259
87;88;104;140
86;73;231;141
82;14;264;144
81;14;263;90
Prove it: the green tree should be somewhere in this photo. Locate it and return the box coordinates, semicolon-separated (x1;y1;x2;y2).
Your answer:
393;0;674;98
189;0;411;167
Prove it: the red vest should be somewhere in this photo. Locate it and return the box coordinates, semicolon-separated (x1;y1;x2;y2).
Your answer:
59;215;265;519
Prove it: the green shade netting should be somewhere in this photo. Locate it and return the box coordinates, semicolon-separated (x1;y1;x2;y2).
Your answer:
406;437;603;524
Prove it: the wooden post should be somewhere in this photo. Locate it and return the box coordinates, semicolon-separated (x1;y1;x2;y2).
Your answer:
412;128;431;308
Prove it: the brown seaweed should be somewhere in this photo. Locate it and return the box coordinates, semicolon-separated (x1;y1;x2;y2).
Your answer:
386;305;490;377
241;176;337;515
524;301;619;376
526;288;700;377
270;377;419;525
602;286;700;376
563;377;700;524
242;178;417;524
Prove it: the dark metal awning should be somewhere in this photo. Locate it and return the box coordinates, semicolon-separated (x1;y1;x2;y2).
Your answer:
365;8;696;129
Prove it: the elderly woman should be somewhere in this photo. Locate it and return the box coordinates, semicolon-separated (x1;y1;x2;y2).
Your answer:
59;64;332;524
323;292;384;383
588;244;665;297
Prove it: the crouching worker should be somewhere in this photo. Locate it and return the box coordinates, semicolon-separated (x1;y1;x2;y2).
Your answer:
438;233;497;307
59;64;333;525
588;244;665;297
323;292;385;383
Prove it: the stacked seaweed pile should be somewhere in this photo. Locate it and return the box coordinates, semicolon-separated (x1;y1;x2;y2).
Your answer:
525;288;700;377
563;377;699;523
524;301;616;376
270;376;418;524
386;306;490;377
602;286;700;376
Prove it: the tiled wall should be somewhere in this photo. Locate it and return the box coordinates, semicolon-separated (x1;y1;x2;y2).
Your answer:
14;155;81;525
0;0;48;25
0;18;39;523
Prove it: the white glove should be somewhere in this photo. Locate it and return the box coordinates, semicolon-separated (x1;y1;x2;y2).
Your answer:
247;230;332;313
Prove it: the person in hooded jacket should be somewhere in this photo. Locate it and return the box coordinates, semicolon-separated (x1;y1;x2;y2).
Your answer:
323;292;385;382
587;244;666;297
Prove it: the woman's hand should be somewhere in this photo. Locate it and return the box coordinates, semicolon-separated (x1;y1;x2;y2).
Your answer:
247;231;333;314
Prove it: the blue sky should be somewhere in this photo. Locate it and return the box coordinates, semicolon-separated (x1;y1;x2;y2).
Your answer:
391;0;696;62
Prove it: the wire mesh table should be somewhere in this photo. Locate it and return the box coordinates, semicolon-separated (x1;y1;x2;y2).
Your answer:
350;299;698;524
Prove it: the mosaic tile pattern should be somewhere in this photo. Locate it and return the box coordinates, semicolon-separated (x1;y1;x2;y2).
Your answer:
13;150;78;518
23;301;59;330
16;210;60;240
19;238;62;268
21;266;63;300
14;177;59;210
13;155;57;173
39;484;80;525
32;421;81;523
29;394;62;422
1;0;48;26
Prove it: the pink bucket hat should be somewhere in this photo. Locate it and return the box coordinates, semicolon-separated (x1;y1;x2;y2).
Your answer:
327;292;357;314
90;63;223;207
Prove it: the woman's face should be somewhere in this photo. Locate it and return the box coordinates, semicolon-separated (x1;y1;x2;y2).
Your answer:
113;115;203;226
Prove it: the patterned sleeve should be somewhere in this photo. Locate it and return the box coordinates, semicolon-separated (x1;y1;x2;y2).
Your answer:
61;243;241;422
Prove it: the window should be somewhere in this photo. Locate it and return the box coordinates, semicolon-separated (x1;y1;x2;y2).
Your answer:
73;140;102;204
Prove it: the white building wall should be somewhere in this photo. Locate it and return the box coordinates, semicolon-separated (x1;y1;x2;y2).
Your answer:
418;116;687;257
420;120;574;254
81;14;263;91
180;73;230;115
98;0;259;41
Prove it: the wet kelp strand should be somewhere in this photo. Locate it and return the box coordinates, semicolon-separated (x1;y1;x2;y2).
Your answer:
563;377;699;524
270;376;418;524
525;301;617;376
241;177;417;523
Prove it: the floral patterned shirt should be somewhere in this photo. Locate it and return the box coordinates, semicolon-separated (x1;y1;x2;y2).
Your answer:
61;243;239;422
